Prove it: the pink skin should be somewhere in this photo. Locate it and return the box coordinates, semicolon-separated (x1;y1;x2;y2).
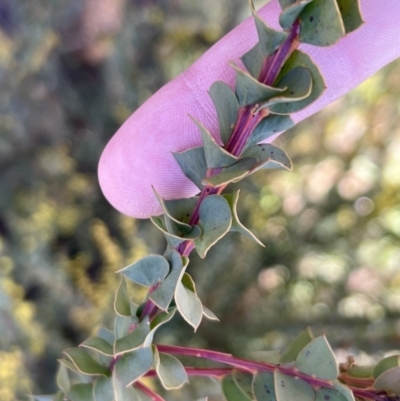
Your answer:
98;0;400;219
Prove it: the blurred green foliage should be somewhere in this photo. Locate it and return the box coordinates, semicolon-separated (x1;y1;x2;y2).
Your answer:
0;0;399;399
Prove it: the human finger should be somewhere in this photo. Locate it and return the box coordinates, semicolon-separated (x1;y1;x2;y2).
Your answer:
98;0;400;218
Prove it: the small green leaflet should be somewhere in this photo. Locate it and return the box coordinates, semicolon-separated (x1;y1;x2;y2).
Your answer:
66;383;94;401
209;81;239;145
93;376;114;401
280;327;314;363
222;373;253;401
173;146;207;189
114;317;150;356
373;355;400;378
374;367;400;395
295;336;338;380
80;336;114;356
233;370;255;400
153;345;189;390
114;277;132;316
56;363;70;393
195;195;232;258
274;371;315;401
279;0;313;30
63;348;110;377
336;0;364;33
253;372;276;401
241;143;292;172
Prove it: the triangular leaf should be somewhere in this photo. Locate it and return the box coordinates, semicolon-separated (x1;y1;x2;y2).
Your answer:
232;63;285;107
249;0;288;57
175;272;203;330
114;315;138;340
271;50;325;113
373;355;400;379
191;116;238;168
114;347;153;387
241;144;292;172
153;346;189;390
195;195;232;258
233;370;255;400
209;81;239;145
222;373;253;401
144;307;177;347
253;372;276;401
280;327;314;363
66;383;94;401
264;67;313;114
173;146;207;189
224;190;264;246
63;348;110;377
202;305;219;321
295;336;338;380
150;250;187;310
299;0;345;47
153;188;193;236
114;317;150;356
81;336;114;356
244;114;294;151
279;0;314;30
202;158;257;187
150;216;201;247
374;367;400;395
274;371;315;401
164;196;199;224
114;277;131;316
117;255;170;288
93;376;114;401
241;42;264;79
336;0;364;33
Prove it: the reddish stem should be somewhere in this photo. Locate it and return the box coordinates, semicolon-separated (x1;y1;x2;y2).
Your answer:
155;344;383;401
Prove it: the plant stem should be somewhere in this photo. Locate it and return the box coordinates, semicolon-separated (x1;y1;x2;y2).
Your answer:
145;367;232;379
155;344;383;401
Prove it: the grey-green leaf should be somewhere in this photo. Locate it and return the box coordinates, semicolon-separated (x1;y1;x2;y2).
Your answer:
333;380;355;401
114;318;150;356
191;116;238;169
114;315;138;340
253;372;276;401
241;144;292;172
202;305;219;321
272;50;325;113
209;81;239;145
150;249;187;310
296;336;338;380
249;0;288;57
374;366;400;395
232;64;285;107
144;307;177;347
118;255;170;288
373;355;400;379
233;370;254;400
63;348;110;377
81;336;114;356
299;0;345;47
114;277;131;316
280;327;314;363
274;371;314;401
224;190;264;246
173;146;207;190
175;273;203;330
93;376;114;401
266;67;313;114
56;363;70;393
202;158;257;187
112;372;141;401
279;0;313;30
241;42;264;79
222;373;253;401
114;347;153;387
244;114;294;151
164;197;199;224
316;387;351;401
66;383;94;401
336;0;364;33
153;346;189;390
195;195;232;258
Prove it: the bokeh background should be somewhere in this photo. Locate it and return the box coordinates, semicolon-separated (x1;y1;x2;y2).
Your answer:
1;0;400;399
